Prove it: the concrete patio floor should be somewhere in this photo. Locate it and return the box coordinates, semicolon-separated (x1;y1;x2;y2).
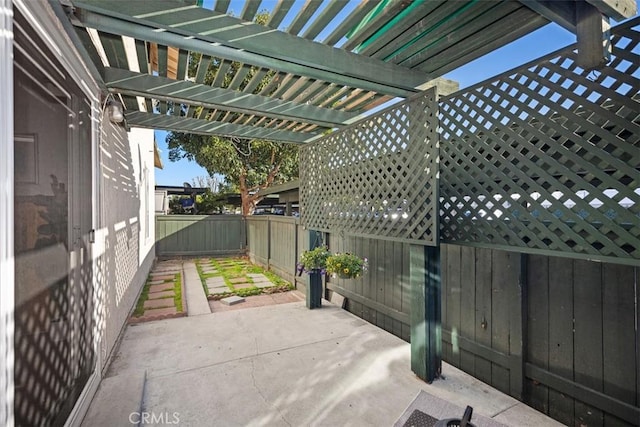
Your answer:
82;297;562;427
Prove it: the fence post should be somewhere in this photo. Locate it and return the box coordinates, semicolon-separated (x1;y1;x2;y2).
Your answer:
266;216;271;269
410;244;442;382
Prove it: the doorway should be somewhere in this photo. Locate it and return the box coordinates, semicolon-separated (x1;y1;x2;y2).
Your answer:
13;10;95;426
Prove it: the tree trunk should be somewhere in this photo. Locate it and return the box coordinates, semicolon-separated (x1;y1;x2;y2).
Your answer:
241;191;252;216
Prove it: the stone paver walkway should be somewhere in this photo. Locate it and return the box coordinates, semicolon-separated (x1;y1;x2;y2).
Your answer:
196;258;282;301
210;290;304;312
129;260;185;323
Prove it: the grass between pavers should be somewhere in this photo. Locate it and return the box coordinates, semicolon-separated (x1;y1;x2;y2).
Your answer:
174;274;183;312
195;257;293;300
132;273;183;317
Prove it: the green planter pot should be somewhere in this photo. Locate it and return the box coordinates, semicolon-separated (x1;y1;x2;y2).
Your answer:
306;269;322;309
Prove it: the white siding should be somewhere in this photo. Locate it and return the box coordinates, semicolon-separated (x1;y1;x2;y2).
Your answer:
94;121;156;372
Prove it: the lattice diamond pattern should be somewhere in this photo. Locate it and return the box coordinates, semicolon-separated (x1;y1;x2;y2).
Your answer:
301;89;439;246
440;21;640;262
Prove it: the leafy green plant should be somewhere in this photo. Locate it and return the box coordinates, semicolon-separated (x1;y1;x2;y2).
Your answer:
298;246;331;272
326;253;368;279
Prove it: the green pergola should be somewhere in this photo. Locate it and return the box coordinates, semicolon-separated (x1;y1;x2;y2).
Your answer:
63;0;635;144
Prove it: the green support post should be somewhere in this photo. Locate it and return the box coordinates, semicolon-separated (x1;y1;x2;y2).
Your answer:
306;270;322;309
306;230;323;309
410;244;442;382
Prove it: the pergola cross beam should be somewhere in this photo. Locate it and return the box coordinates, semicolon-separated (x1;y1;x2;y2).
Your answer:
104;67;355;128
71;0;433;98
125;111;316;143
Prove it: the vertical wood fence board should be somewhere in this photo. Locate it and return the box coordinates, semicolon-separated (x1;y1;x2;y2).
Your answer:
526;255;550;413
383;242;394;333
295;224;309;291
474;247;493;385
267;217;298;281
391;242;403;313
602;263;637;409
376;240;386;322
459;245;477;376
546;256;575;425
360;237;372;305
508;253;524;399
441;245;457;367
401;243;411;315
490;250;514;394
441;247;450;362
573;259;605;427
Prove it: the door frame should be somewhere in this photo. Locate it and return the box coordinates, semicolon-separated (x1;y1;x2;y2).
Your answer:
0;0;15;425
11;1;103;426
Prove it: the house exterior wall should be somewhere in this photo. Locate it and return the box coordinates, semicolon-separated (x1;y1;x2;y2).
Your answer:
2;1;157;424
94;123;156;373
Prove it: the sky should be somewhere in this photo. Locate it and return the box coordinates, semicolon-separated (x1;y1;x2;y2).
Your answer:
154;2;582;186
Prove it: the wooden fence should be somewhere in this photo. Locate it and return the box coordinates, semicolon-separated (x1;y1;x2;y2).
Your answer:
327;234;411;341
441;245;640;427
246;221;640;426
246;216;304;286
156;214;639;426
155;215;246;257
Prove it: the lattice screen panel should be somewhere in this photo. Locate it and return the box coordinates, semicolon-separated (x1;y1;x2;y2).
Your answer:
440;20;640;263
300;89;439;246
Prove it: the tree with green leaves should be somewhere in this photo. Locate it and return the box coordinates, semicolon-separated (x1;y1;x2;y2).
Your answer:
167;134;298;215
167;10;298;216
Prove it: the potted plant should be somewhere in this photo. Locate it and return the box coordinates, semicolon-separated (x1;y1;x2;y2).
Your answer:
297;246;330;309
326;252;368;279
297;246;330;273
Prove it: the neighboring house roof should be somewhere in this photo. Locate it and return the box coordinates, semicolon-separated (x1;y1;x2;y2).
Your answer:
257;180;299;204
155;185;208;196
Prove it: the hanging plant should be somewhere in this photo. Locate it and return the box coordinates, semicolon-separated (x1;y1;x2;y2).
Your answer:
326;253;368;279
297;246;330;274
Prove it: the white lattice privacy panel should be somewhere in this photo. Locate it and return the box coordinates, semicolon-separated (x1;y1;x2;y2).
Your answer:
300;89;439;245
440;20;640;264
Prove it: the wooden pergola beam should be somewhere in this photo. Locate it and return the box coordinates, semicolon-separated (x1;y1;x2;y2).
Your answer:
124;111;316;143
104;67;355;128
519;0;577;32
521;0;621;69
586;0;637;21
71;0;433;97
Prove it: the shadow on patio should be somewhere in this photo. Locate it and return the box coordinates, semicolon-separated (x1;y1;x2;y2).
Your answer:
81;296;561;427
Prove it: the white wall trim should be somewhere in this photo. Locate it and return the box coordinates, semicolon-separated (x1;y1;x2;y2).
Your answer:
0;1;14;425
13;0;99;102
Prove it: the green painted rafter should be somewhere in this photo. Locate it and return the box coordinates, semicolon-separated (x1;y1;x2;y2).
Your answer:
71;0;431;97
104;67;355;128
125;111;317;143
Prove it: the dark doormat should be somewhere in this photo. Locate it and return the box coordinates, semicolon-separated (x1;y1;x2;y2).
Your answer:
394;390;506;427
402;409;438;427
